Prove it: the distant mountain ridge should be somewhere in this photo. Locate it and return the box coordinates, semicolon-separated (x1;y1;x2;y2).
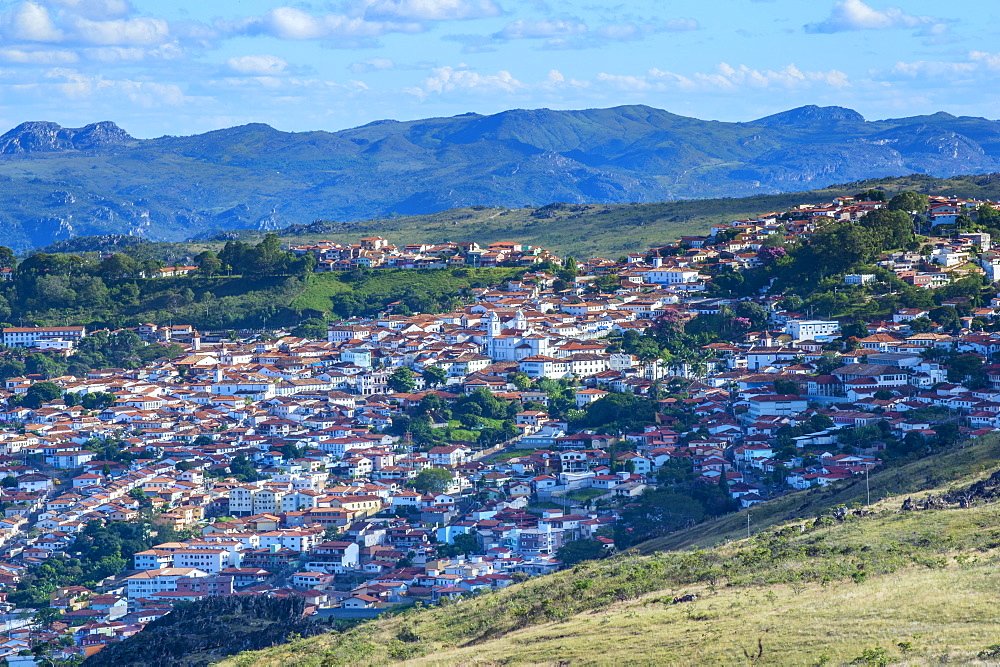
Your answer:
0;121;134;154
0;104;999;250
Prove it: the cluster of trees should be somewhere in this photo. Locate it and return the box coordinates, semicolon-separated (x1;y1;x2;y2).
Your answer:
573;392;657;435
10;519;191;608
88;595;328;666
212;234;315;279
613;460;738;547
389;387;521;448
789;208;917;281
0;330;185;382
0;232;331;332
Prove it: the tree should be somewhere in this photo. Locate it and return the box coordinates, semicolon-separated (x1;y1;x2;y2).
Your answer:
25;353;66;379
813;352;843;375
32;606;63;626
291;318;327;340
388;367;416;393
0;359;26;381
556;538;607;565
809;413;834;431
855;188;885;202
858;208;914;250
195;250;223;276
977;203;1000;227
933;422;961;446
578;392;656;434
409;467;452;495
98;253;138;280
841;320;870;340
947;353;987;387
509;371;531;391
423;365;448;389
772;379;799;395
0;476;16;488
229;454;259;483
929;306;960;330
21;381;63;408
887;191;928;213
451;532;479;556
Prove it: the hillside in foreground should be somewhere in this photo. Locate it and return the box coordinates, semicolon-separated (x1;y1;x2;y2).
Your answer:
215;435;1000;666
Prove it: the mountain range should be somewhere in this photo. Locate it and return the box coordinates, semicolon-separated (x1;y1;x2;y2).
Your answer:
1;104;1000;251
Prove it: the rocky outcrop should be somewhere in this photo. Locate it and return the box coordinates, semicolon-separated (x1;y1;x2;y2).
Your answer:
0;121;133;154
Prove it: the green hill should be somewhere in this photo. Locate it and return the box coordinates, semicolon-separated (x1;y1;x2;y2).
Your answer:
216;435;1000;666
35;172;1000;261
259;172;1000;258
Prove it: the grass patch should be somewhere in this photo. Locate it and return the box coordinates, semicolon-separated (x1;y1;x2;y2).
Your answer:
492;449;537;462
289;267;521;314
563;488;606;503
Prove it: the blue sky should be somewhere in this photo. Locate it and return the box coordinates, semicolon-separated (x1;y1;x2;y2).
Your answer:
0;0;996;137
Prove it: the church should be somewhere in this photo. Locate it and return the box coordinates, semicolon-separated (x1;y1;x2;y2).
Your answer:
482;310;555;362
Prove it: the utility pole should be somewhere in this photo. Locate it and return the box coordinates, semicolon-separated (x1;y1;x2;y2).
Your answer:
747;512;751;540
866;466;871;506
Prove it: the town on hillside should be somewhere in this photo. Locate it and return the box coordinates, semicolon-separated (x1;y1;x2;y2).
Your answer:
3;189;1000;661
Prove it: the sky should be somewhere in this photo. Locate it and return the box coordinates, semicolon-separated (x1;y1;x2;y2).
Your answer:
0;0;997;137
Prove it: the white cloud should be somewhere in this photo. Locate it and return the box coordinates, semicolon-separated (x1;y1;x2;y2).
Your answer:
805;0;947;35
0;47;77;64
69;16;169;45
491;15;697;48
226;55;289;77
662;18;699;32
970;52;1000;71
37;67;189;106
48;0;133;20
349;57;396;73
223;2;498;44
888;52;1000;82
411;65;522;98
494;19;587;40
223;7;420;42
359;0;502;21
81;44;183;63
595;63;850;94
8;2;64;42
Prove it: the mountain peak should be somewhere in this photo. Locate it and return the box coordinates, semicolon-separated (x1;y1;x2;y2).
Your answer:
0;120;134;154
751;105;866;126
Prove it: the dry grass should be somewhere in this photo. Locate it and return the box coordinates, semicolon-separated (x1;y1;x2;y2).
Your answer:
402;565;1000;666
224;503;1000;666
220;439;1000;666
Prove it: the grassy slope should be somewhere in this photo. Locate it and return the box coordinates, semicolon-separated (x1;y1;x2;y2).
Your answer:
289;267;522;313
638;435;1000;552
222;436;1000;666
398;566;999;665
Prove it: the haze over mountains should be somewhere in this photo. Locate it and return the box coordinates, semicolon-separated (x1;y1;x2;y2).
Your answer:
0;104;999;251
